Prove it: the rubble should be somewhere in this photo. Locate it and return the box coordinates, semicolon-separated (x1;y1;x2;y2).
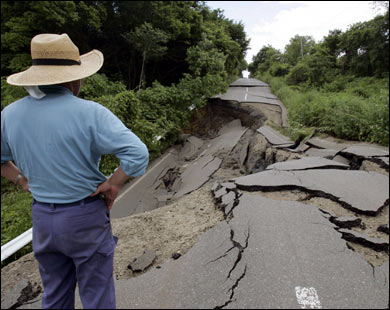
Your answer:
128;249;157;273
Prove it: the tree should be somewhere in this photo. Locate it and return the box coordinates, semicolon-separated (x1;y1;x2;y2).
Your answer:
284;35;316;66
122;22;169;89
322;29;342;66
301;44;337;86
338;11;389;76
248;45;280;76
2;1;249;90
1;1;106;74
186;34;226;77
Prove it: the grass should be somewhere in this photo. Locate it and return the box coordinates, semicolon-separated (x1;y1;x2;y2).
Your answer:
260;74;389;146
1;177;33;268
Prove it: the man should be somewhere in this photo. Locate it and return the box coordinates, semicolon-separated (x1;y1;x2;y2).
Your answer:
1;33;149;309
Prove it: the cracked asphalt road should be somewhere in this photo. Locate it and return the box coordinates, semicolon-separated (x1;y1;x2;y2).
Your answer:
108;79;389;309
5;78;389;309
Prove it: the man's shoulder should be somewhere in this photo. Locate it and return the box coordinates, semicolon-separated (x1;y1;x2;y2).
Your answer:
77;98;112;114
2;96;30;113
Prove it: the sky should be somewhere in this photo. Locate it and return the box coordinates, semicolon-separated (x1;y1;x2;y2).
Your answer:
206;1;386;76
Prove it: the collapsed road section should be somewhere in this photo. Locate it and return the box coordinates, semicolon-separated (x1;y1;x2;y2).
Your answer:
111;118;249;219
111;78;291;219
107;78;389;309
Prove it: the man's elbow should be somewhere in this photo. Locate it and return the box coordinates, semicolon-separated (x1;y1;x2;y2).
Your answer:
131;142;149;176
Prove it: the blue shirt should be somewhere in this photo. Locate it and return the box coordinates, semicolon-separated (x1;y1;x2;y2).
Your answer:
1;85;149;203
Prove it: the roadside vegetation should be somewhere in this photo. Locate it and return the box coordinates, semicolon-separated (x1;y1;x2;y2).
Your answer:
248;4;389;146
1;1;249;267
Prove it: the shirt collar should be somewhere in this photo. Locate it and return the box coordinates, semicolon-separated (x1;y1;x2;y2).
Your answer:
38;85;73;95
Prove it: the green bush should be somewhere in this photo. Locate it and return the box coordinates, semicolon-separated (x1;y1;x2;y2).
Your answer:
286;62;310;85
1;76;28;110
263;73;389;146
79;73;126;101
270;63;290;77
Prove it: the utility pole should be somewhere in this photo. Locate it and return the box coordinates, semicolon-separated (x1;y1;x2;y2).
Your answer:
300;37;304;60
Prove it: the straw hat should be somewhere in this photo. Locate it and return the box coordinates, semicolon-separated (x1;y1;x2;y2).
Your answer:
7;33;104;86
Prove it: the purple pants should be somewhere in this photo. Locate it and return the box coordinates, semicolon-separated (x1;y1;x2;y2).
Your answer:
32;195;118;309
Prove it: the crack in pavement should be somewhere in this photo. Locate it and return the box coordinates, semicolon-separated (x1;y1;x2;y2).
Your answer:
236;183;386;216
205;246;235;265
214;265;248;309
224;191;242;221
214;224;250;309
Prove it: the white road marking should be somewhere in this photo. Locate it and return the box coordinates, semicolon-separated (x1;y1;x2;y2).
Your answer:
244;87;248;101
295;286;322;309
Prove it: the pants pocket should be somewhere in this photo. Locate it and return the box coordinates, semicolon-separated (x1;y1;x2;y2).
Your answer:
97;235;118;257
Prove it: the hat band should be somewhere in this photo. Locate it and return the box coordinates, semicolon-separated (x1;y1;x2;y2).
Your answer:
32;58;81;66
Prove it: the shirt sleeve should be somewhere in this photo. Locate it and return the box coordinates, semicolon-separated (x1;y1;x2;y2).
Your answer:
1;109;13;164
94;105;149;177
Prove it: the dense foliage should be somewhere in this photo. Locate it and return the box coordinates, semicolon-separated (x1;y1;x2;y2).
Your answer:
1;1;249;89
248;7;389;146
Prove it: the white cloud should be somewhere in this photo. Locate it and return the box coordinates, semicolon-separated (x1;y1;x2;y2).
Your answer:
246;1;380;62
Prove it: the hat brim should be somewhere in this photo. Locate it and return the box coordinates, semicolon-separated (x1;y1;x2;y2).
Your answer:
6;50;104;86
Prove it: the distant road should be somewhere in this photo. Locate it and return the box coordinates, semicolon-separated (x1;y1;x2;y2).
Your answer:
213;78;289;127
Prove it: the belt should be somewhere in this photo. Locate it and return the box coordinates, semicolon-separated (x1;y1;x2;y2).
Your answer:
33;194;102;207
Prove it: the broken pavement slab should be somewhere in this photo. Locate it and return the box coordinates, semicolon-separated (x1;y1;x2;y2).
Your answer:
111;149;179;218
1;280;30;309
338;145;389;170
174;155;222;199
332;154;351;166
1;280;41;310
305;148;339;159
178;136;204;161
128;249;157;273
265;156;349;171
233;169;389;215
306;137;349;151
257;125;294;147
203;119;248;157
339;145;389;158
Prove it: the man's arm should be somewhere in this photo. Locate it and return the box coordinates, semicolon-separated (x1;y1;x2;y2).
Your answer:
91;105;149;211
1;161;30;192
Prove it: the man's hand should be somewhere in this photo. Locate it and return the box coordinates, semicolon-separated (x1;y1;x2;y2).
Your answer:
91;167;130;211
18;176;30;193
90;180;121;211
1;162;30;193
